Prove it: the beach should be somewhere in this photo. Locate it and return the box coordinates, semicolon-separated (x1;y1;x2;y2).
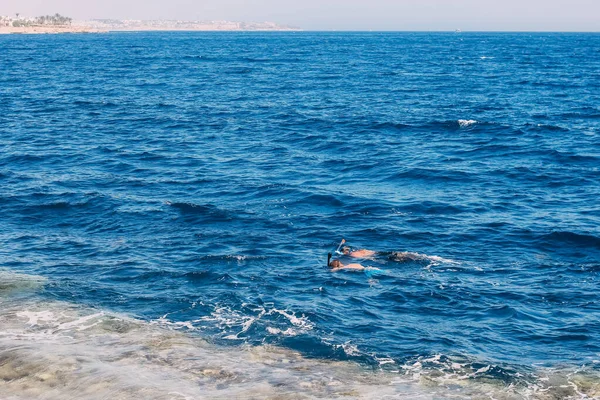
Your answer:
0;25;106;34
0;20;297;34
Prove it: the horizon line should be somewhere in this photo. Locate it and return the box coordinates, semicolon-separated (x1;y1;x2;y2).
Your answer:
98;29;600;33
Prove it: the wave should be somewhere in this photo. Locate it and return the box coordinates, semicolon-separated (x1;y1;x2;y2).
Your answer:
341;119;502;134
389;167;476;184
541;231;600;248
423;119;482;130
546;150;599;164
1;153;47;164
458;119;478;128
2;271;600;399
225;67;253;74
561;108;600;120
0;297;404;399
167;201;233;221
0;270;46;296
153;301;316;341
400;200;467;215
394;354;600;399
524;122;570;132
2;295;599;399
3;192;112;216
372;121;412;130
387;251;459;266
0;301;282;398
290;193;345;208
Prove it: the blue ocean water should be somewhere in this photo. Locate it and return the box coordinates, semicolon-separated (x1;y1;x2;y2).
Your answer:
1;32;600;397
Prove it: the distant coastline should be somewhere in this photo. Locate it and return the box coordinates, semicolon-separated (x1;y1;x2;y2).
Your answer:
83;19;300;32
0;16;300;34
0;13;105;34
0;25;106;34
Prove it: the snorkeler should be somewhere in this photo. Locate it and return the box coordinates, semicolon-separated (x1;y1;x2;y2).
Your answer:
327;252;368;271
327;239;456;270
335;239;377;259
341;246;377;259
336;239;430;262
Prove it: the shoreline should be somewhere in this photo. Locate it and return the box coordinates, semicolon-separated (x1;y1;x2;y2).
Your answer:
1;270;599;399
0;26;107;34
0;25;300;35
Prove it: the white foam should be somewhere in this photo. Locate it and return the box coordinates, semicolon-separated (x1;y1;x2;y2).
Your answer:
376;357;396;366
391;251;459;266
56;312;105;331
341;342;361;356
16;310;56;326
395;354;600;399
269;308;314;333
1;288;599;399
0;298;429;399
151;303;314;341
266;327;297;336
458;119;478;128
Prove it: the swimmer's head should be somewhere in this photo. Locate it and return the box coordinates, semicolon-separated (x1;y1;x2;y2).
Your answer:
341;246;350;255
329;259;343;269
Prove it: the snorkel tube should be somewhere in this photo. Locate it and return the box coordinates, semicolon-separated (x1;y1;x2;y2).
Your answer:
329;239;346;267
335;238;346;255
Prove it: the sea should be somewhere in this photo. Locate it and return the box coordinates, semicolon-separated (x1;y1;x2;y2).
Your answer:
1;31;599;399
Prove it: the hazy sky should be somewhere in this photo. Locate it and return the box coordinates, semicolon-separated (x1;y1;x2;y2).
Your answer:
3;0;599;31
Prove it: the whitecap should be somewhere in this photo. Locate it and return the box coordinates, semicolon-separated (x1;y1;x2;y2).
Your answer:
458;119;478;128
268;308;315;333
266;326;298;336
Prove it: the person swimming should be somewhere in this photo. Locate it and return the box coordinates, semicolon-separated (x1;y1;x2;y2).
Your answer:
334;239;377;259
327;252;369;271
328;238;454;277
341;246;377;259
338;239;428;262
